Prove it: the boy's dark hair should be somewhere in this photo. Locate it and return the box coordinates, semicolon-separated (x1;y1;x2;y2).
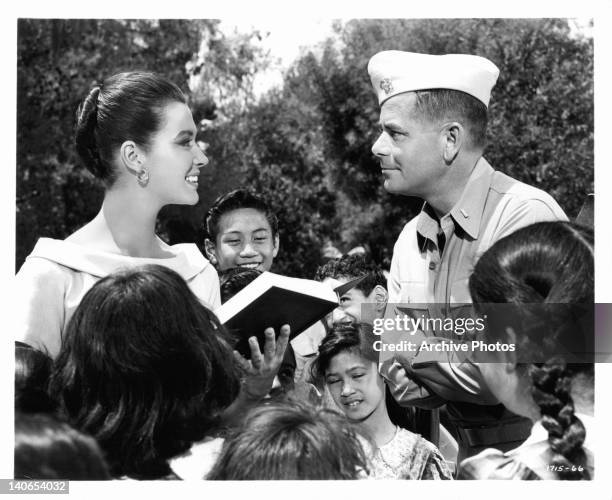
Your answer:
219;266;296;397
49;264;241;479
15;342;57;414
15;413;111;480
207;399;368;479
314;254;386;296
205;189;279;241
219;267;263;304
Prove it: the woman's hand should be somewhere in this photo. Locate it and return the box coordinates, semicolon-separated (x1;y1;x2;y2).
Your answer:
233;324;290;401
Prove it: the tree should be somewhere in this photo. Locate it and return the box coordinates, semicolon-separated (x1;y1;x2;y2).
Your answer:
16;19;267;270
281;19;593;268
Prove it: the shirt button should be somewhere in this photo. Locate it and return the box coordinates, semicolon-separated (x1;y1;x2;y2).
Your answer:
429;262;436;270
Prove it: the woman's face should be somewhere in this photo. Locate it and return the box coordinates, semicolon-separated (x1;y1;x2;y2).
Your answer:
141;101;208;206
325;350;386;422
208;208;279;272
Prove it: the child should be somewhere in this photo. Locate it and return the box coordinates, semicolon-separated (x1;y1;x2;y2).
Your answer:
207;399;368;480
205;189;279;273
15;342;56;414
15;413;110;480
314;254;388;327
459;221;594;480
50;264;288;479
312;324;452;480
219;266;297;399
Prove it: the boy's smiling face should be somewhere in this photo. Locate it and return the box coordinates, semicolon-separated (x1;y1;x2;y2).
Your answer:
207;208;279;272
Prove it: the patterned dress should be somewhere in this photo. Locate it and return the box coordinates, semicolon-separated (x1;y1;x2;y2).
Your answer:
364;427;453;480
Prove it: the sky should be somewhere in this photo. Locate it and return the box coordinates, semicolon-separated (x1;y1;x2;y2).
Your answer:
219;18;335;96
219;17;594;97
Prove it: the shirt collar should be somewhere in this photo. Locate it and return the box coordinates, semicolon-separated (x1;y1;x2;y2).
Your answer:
416;157;494;243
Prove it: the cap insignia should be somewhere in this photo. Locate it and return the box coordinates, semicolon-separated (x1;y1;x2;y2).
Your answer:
380;78;393;94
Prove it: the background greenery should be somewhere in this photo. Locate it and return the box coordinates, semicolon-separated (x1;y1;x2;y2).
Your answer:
16;18;593;277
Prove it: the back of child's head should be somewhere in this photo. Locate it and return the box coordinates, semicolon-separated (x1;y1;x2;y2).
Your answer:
50;264;241;478
15;413;110;480
314;254;386;296
205;188;278;241
15;342;56;414
219;267;263;303
469;221;594;480
207;399;368;479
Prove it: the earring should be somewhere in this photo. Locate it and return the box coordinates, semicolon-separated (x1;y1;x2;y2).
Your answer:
137;168;150;187
209;255;217;265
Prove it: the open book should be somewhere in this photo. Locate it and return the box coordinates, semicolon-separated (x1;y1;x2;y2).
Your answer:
215;272;366;358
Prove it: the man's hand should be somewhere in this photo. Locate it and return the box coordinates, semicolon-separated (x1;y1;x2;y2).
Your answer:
233;324;290;401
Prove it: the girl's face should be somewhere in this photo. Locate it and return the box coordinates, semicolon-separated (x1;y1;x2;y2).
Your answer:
208;208;279;272
141;101;208;206
325;350;386;422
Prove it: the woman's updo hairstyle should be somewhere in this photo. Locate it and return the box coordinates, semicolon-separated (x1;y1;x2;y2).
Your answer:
469;221;594;480
75;71;186;186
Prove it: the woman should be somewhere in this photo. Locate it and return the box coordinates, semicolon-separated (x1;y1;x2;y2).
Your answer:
49;264;287;479
16;71;216;358
458;221;594;480
311;324;452;480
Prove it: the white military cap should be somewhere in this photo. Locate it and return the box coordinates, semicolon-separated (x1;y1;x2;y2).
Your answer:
368;50;500;108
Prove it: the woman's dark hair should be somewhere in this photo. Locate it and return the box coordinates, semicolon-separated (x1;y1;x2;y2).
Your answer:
75;71;186;186
15;413;111;480
49;264;241;479
469;221;594;480
205;188;279;241
15;342;57;414
207;399;368;479
311;324;378;384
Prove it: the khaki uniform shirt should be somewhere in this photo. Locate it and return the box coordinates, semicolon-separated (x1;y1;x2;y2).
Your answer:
381;158;567;440
387;157;567;306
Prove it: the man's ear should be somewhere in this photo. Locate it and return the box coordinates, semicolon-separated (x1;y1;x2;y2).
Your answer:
119;140;145;176
372;285;388;313
204;238;218;265
440;122;464;165
272;233;280;258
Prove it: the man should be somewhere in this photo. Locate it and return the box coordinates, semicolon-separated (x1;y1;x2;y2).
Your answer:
367;51;567;460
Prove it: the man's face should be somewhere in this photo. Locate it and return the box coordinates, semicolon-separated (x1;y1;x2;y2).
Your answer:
371;93;444;198
321;277;378;328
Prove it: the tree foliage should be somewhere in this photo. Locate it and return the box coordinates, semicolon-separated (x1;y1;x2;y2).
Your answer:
278;19;593;268
16;19;593;278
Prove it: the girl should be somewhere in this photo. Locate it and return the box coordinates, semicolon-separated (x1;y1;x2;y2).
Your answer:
312;324;452;480
459;221;594;480
49;264;288;479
